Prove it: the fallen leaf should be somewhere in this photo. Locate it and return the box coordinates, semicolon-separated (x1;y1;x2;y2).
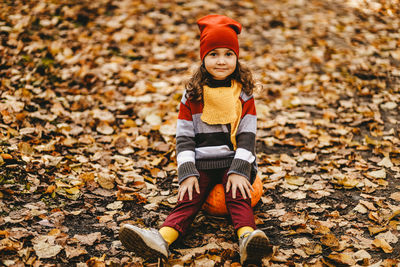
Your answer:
97;173;115;189
96;122;114;135
65;245;88;259
32;235;63;258
321;233;339;249
326;252;356;266
353;249;371;262
365;169;386;179
377;157;393;168
285;176;306;186
74;232;102;246
389;192;400;202
106;201;123;210
372;238;393;253
282;191;307;200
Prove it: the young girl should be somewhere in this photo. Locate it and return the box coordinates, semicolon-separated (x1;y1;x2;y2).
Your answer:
119;14;273;265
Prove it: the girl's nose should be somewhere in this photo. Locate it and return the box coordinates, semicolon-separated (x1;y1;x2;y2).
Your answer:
217;57;225;64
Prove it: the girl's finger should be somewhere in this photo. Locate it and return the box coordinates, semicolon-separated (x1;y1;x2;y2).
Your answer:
194;179;200;194
232;184;237;199
226;179;231;193
188;186;193;201
179;187;186;201
239;184;247;199
178;189;182;201
245;185;252;199
247;180;254;191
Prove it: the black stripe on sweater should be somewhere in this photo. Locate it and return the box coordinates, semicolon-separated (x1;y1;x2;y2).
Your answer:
236;132;256;153
195;132;233;149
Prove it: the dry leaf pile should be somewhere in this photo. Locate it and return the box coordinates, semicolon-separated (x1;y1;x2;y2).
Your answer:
0;0;399;266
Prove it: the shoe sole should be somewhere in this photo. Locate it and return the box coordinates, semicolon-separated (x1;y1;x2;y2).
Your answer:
243;232;273;264
119;225;167;260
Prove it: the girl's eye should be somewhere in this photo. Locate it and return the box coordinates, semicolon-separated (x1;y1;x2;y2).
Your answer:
226;52;233;56
210;52;217;56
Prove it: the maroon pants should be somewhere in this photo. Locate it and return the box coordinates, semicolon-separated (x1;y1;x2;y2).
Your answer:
162;168;256;235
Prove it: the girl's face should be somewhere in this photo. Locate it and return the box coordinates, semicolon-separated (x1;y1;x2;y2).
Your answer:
204;48;237;80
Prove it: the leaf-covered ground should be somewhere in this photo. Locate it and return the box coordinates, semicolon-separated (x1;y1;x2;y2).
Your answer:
1;0;400;266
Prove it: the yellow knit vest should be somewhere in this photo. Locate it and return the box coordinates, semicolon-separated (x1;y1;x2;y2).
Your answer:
201;80;242;150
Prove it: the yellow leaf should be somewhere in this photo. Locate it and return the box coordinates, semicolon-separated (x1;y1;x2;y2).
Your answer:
45;185;56;194
143;175;155;184
80;173;95;182
336;177;361;189
86;254;106;267
365;135;379;146
368;212;382;224
387;209;400;221
48;229;61;236
372;238;393;253
65;187;80;195
1;153;12;160
313;223;331;235
0;230;9;237
55;180;70;188
368;226;387;235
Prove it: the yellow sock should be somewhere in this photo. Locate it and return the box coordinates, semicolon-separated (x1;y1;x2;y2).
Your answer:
159;226;179;245
237;226;254;239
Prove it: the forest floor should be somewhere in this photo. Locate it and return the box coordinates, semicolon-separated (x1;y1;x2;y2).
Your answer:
1;0;400;266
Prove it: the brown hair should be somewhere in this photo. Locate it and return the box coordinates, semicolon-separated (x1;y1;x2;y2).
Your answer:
185;61;255;102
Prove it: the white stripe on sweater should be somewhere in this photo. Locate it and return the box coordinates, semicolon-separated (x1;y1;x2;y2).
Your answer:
234;148;255;163
177;150;195;167
195;145;233;159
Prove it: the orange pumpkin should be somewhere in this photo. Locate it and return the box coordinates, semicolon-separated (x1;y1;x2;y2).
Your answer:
202;175;263;216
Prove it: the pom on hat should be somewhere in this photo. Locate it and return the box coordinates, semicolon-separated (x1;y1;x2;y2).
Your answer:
197;15;242;61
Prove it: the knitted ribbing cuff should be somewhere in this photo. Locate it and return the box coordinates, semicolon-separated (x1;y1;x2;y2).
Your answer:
178;162;200;184
227;158;251;181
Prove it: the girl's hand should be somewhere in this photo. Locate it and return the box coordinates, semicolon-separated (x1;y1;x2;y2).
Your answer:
178;176;200;201
226;173;254;199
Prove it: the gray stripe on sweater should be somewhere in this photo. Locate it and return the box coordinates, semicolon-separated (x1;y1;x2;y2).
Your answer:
237;114;257;134
240;91;253;102
192;114;230;134
176;136;196;153
176;119;195;137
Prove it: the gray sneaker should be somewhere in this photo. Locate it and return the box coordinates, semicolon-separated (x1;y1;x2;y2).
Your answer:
119;224;170;260
239;229;273;265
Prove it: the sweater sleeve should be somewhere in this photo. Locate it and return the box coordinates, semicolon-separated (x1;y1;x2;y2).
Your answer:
176;94;200;183
227;93;257;180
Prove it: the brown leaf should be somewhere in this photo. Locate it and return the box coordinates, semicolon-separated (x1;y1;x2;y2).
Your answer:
73;232;101;246
0;237;23;252
389;192;400;202
65;245;88;259
321;233;339;250
326;252;356;266
97;172;115;189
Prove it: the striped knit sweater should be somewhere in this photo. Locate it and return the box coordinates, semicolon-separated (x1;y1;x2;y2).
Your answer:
176;80;257;183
